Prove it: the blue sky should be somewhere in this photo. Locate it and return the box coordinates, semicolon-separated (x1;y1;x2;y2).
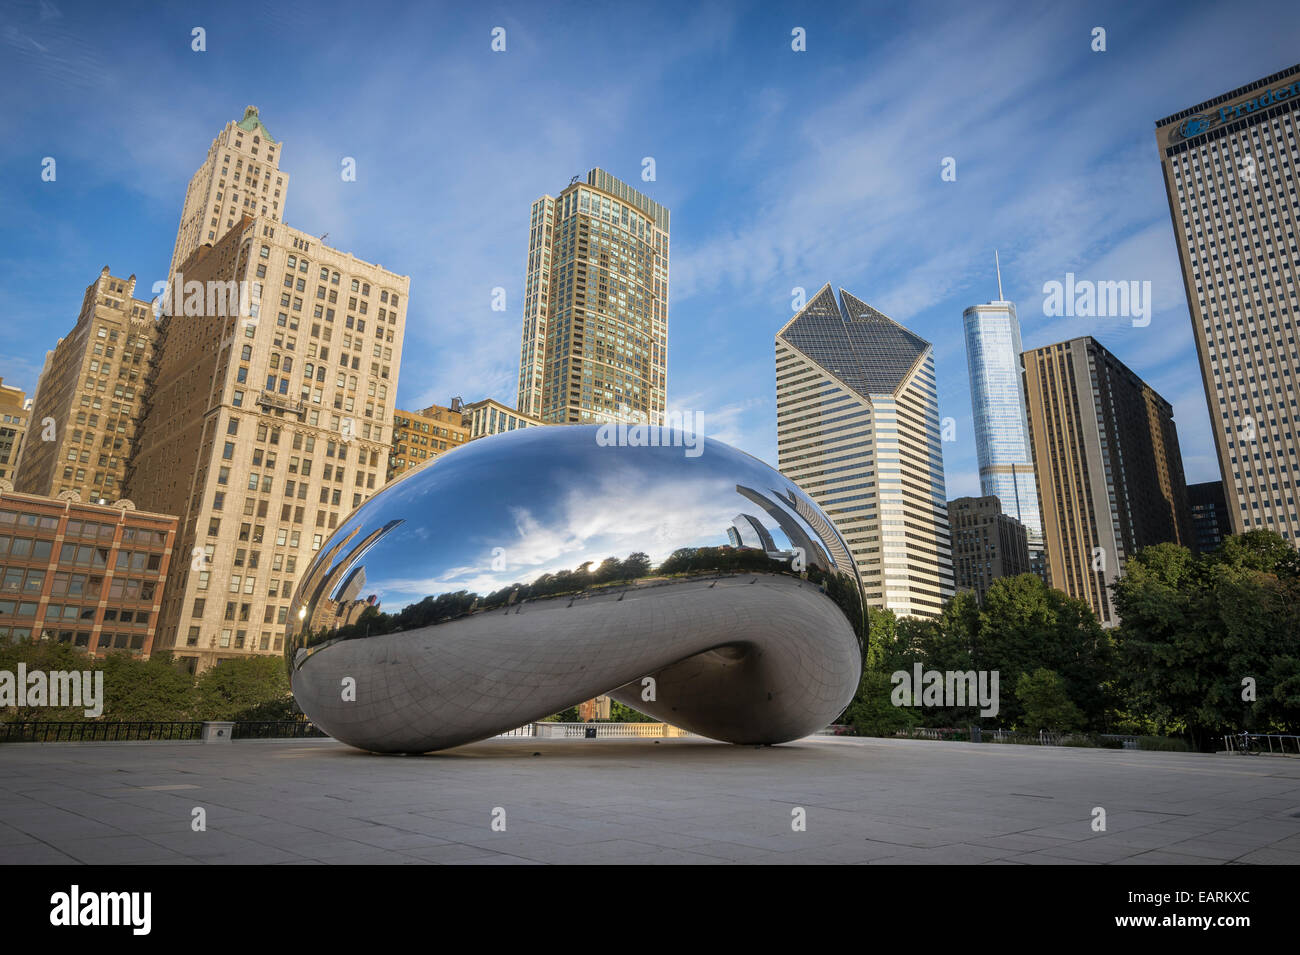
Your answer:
2;0;1298;497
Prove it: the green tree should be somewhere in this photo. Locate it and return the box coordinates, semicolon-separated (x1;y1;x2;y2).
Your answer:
608;700;653;722
1111;533;1300;750
974;575;1111;730
98;651;196;721
0;639;98;723
1016;668;1085;733
593;556;623;585
620;552;652;580
193;656;292;721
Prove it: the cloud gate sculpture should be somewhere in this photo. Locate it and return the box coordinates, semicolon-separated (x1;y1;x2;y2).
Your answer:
287;425;865;753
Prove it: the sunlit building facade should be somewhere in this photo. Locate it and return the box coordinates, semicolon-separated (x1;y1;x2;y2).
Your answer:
126;216;408;672
1023;337;1193;626
14;268;157;504
169;105;288;279
464;398;543;439
776;285;953;617
0;487;177;656
389;400;469;480
516;168;669;425
1156;63;1300;543
0;379;28;485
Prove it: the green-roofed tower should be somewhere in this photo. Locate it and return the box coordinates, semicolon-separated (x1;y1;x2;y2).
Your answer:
168;106;290;278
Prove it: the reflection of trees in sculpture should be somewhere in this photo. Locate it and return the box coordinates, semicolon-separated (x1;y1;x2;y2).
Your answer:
297;541;850;648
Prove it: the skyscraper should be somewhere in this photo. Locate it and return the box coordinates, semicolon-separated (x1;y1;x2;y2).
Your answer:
775;285;953;617
516;168;669;425
0;379;28;485
169;106;288;279
962;261;1044;577
121;108;407;671
15;268;157;503
126;215;408;672
1187;480;1230;554
1023;337;1193;626
1156;64;1300;544
947;495;1031;603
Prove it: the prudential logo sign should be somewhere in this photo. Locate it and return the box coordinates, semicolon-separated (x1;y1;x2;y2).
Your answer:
1172;78;1300;142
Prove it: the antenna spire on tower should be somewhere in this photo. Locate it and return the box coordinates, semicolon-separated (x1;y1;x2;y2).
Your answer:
995;249;1005;302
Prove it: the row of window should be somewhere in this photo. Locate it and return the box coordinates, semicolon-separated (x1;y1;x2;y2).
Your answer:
185;626;283;652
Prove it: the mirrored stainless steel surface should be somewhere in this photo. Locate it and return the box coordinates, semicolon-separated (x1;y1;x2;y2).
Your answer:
287;425;865;753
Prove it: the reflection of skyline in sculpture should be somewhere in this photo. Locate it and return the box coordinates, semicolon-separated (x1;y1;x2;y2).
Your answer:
731;512;776;552
296;519;403;633
286;426;865;753
735;483;858;573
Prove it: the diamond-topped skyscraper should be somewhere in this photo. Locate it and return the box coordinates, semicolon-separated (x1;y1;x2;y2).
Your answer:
775;285;954;617
962;257;1045;578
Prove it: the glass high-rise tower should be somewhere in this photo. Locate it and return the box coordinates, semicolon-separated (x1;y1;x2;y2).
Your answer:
962;278;1044;576
1156;63;1300;543
517;168;669;425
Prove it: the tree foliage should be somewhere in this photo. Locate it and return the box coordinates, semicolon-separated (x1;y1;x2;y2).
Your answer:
1111;531;1300;749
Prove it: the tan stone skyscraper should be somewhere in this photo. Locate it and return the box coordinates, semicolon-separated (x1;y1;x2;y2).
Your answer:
15;268;157;503
516;168;669;424
776;285;954;618
169;106;288;279
1156;64;1300;544
0;379;28;485
126;215;408;671
1023;337;1192;627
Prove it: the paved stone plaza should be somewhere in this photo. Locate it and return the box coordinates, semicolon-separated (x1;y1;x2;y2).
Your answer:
1;735;1298;864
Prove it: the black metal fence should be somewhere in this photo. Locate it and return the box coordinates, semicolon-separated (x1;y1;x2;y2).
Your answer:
231;720;327;739
0;721;203;742
0;720;326;743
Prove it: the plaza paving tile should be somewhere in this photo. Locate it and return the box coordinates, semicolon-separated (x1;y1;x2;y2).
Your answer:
0;734;1297;864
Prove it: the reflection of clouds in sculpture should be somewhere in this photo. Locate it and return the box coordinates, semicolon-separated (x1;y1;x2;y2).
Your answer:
375;473;745;602
288;426;865;753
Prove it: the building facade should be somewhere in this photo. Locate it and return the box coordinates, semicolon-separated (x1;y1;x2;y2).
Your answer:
947;495;1031;603
1188;480;1231;554
1156;64;1300;544
14;268;157;504
0;379;28;485
169;105;288;280
389;400;469;480
1023;337;1194;626
962;294;1044;577
516;168;669;426
0;488;176;655
776;284;953;618
125;216;408;671
463;398;543;439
